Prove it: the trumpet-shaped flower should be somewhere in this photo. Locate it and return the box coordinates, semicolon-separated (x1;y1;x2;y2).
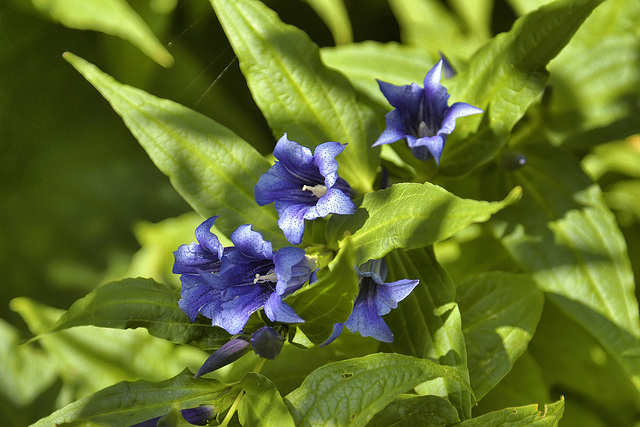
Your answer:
324;258;419;344
372;59;483;164
176;220;314;335
254;134;356;245
173;216;224;275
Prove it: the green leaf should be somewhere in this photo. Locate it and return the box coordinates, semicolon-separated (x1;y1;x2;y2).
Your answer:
302;0;352;45
29;0;173;67
289;238;359;345
0;319;57;407
384;247;472;419
285;353;472;427
459;398;564;426
320;41;437;108
439;0;605;176
238;373;295;427
388;0;489;57
63;52;284;245
458;272;544;400
10;298;207;401
546;0;640;147
527;301;640;425
367;394;459;427
209;0;379;194
474;351;550;415
46;278;228;349
328;182;521;265
31;370;238;427
488;143;640;395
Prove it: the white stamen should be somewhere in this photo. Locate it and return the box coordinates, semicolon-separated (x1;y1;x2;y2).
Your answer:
254;270;277;284
418;121;432;138
302;184;328;198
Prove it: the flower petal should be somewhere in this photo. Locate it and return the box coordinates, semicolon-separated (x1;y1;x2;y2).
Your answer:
377;80;424;113
230;224;272;260
314;188;356;217
313;141;345;188
178;275;218;322
321;322;346;347
440;102;484;134
273;246;313;296
264;292;304;324
194;216;223;256
375;279;420;317
275;202;311;245
413;135;446;164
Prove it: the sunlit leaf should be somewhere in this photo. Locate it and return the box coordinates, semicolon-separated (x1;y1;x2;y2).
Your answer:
488;143;640;395
238;373;295;427
367;394;459;426
63;52;285;245
459;397;564;426
384;247;472;419
31;370;237;427
285;353;472;427
303;0;352;45
439;0;605;176
458;272;543;399
10;298;206;400
46;278;229;349
209;0;379;194
29;0;173;67
328;182;521;265
289;238;359;345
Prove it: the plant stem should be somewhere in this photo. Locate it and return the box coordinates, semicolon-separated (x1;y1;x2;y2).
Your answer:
219;358;267;426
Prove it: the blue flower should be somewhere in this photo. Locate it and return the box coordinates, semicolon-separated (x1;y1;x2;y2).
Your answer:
323;258;419;344
173;216;224;275
372;59;483;164
254;134;356;245
131;405;216;426
177;219;315;335
195;326;285;378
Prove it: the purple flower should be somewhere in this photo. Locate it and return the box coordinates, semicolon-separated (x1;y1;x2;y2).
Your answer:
323;258;419;345
372;59;483;164
177;220;315;335
195;326;285;378
131;405;216;426
173;216;223;275
254;134;356;245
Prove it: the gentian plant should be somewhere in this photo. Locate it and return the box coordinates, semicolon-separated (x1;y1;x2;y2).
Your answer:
11;0;640;426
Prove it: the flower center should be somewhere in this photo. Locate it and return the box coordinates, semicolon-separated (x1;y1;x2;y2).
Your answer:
254;269;277;284
302;184;328;198
417;121;433;138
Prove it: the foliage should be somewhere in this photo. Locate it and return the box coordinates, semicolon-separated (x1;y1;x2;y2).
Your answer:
2;0;640;425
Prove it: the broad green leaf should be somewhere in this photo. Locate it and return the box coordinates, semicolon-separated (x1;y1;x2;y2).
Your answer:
439;0;605;176
289;238;359;345
458;272;543;400
302;0;352;45
367;394;459;427
546;0;640;147
384;247;472;419
238;373;295;427
388;0;489;57
209;0;379;193
488;143;640;394
29;0;173;67
31;370;238;427
320;41;437;107
46;278;228;349
527;301;640;425
328;182;521;265
10;298;206;400
506;0;555;16
474;351;550;415
0;319;57;407
63;52;285;246
285;353;472;427
459;398;564;426
582;137;640;181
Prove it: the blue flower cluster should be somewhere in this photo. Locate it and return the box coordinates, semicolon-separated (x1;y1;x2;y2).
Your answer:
173;61;481;373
